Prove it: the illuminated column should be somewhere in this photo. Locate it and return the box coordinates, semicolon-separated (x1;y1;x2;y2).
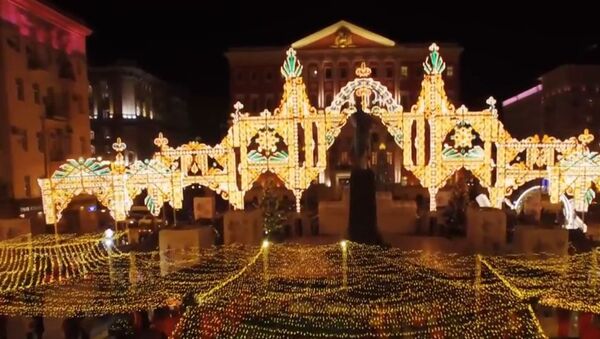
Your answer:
428;187;438;211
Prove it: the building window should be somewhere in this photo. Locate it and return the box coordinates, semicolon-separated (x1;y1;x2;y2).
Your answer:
36;132;44;152
386;67;393;78
401;94;410;106
80;136;86;154
73;94;84;114
24;176;31;198
371;152;377;165
325;93;333;106
340;67;348;79
250;72;257;82
90;131;95;140
447;66;454;77
324;68;332;80
265;71;272;82
91;145;96;155
16;78;24;101
6;34;20;52
265;97;274;110
100;81;109;98
33;83;41;104
20;130;28;151
251;97;258;112
236;71;244;82
401;66;408;77
387;151;393;164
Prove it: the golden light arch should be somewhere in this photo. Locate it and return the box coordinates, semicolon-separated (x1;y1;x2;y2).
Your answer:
39;44;600;231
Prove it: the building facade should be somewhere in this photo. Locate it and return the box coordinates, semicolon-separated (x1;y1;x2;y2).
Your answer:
0;0;91;218
502;65;600;140
89;63;189;162
226;20;462;188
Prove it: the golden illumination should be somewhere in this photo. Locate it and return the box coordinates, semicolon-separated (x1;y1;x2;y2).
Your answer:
39;44;600;232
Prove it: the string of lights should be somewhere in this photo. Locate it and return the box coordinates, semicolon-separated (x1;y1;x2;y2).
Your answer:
0;237;596;337
0;232;125;293
172;243;551;338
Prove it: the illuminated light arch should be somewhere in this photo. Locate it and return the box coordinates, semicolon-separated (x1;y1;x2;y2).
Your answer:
323;62;404;149
39;44;600;233
511;185;580;230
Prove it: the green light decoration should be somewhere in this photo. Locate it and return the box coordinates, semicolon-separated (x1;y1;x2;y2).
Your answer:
52;158;111;179
281;47;303;79
584;188;596;205
144;195;159;216
247;150;289;164
442;145;484;160
423;42;446;75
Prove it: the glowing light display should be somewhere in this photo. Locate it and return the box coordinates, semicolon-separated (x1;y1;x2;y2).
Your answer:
0;235;597;337
39;44;600;231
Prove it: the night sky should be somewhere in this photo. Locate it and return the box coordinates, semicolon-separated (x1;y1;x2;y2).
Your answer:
50;1;599;143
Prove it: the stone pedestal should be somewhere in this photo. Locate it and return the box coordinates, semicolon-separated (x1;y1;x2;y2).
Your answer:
223;209;263;245
513;226;568;255
158;226;215;275
466;206;506;254
348;168;380;244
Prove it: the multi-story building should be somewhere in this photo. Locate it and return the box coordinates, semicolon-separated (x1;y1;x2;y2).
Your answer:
0;0;92;218
502;65;600;140
226;20;462;188
88;62;189;162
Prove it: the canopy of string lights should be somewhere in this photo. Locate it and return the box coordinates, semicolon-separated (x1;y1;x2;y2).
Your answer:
1;234;598;338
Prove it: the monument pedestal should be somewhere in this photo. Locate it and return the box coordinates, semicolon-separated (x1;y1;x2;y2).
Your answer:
348;168;381;244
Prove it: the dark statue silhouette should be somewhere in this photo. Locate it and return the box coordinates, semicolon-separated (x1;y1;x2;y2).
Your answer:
348;106;381;245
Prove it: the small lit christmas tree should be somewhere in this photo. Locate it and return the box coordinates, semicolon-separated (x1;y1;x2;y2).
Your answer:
260;180;287;240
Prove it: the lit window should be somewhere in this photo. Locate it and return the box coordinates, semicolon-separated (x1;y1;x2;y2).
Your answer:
401;66;408;77
371;152;377;165
447;66;454;77
90;131;95;140
387;152;393;164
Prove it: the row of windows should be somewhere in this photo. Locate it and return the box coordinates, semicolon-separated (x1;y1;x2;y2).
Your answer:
234;65;454;84
310;65;454;80
6;34;81;80
234;95;277;112
236;70;274;83
338;151;394;166
14;78;85;114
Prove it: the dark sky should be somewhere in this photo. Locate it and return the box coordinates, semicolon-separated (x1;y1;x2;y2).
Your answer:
50;1;599;143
